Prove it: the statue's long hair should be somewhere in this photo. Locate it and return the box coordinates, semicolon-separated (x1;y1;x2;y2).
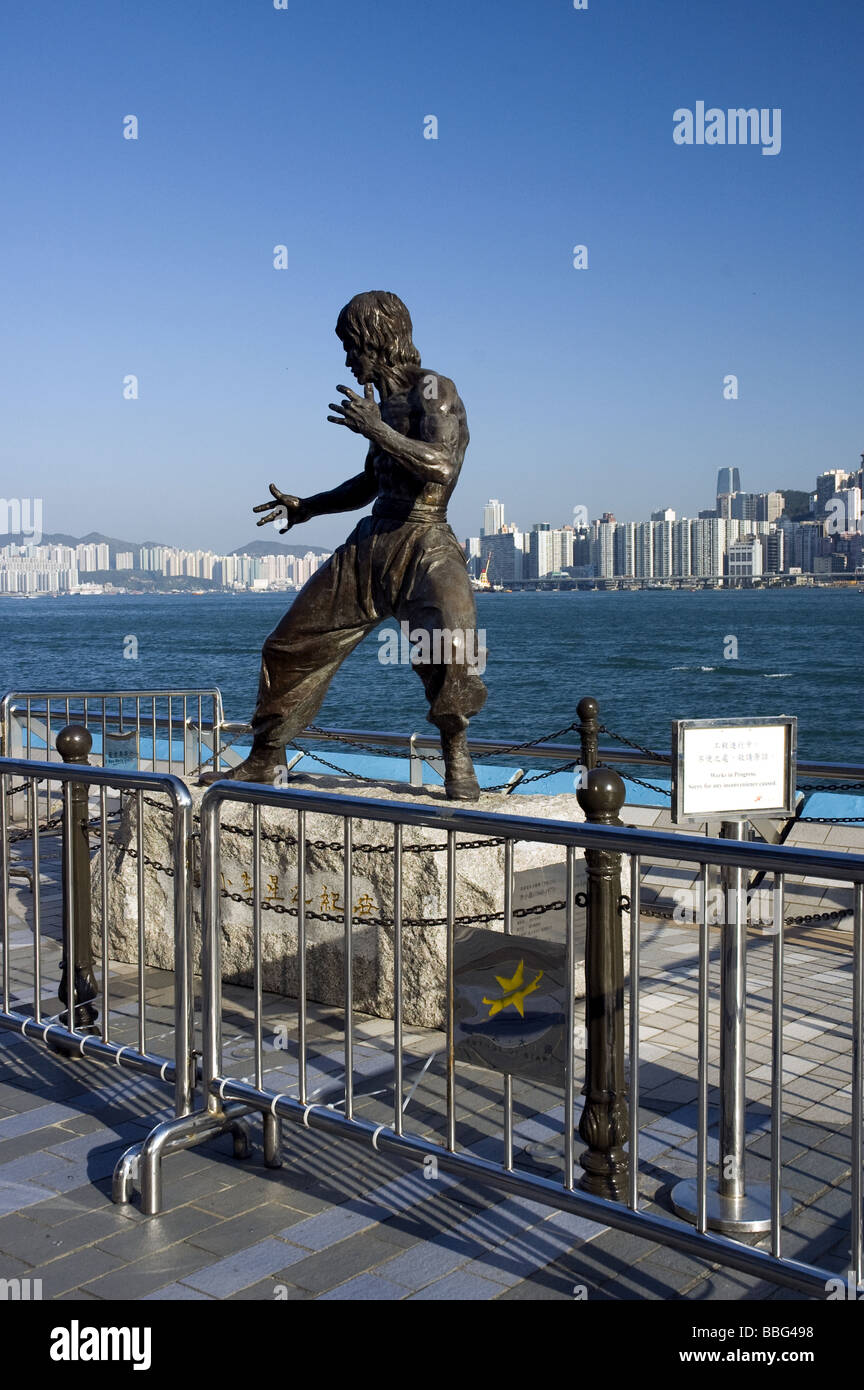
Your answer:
335;291;421;367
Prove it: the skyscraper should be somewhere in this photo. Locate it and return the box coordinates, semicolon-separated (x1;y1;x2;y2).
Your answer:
481;499;505;536
717;467;741;500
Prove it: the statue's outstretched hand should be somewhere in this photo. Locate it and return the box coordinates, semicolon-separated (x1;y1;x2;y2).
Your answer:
253;484;313;534
327;383;381;438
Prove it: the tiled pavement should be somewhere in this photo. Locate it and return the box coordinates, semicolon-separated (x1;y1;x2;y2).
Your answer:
0;831;859;1301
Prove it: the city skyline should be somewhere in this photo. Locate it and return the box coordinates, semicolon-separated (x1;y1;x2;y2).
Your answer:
3;453;861;593
1;2;862;551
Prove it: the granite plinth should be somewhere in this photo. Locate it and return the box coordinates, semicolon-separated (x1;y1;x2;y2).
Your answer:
92;776;631;1029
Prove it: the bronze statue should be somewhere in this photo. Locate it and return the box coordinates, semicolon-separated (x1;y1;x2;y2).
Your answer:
201;291;487;799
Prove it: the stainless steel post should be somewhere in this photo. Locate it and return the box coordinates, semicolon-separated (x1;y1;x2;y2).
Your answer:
672;820;791;1234
719;820;747;1203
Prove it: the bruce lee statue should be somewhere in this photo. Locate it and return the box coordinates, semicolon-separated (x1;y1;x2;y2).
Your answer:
200;291;487;799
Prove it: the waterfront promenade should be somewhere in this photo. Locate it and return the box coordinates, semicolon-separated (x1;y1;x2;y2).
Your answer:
0;807;859;1301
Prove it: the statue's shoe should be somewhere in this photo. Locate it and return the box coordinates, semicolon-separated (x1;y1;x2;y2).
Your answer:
442;734;481;801
197;755;286;788
444;772;481;801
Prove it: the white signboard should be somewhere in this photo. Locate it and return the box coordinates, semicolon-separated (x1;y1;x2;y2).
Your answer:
103;728;138;770
672;716;796;824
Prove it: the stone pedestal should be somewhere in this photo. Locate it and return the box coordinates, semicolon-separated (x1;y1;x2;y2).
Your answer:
92;775;631;1029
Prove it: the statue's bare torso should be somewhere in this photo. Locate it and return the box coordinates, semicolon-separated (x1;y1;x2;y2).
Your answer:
368;366;469;515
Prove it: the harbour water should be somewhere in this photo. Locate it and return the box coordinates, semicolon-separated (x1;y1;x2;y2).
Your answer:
1;587;862;762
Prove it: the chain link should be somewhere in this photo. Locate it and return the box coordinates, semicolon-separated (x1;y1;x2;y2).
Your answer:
598;763;670;799
798;782;864;793
640;901;852;927
139;791;506;856
598;724;672;765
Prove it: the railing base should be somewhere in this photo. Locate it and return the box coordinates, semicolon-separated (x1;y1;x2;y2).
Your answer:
671;1178;795;1235
112;1104;255;1215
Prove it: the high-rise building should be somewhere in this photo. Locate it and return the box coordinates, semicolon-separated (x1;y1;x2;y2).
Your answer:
485;532;523;583
691;517;726;577
834;487;863;533
717;467;741;502
672;520;692;577
755;492;785;524
652;519;674;577
761;530;785;574
727;536;763;580
613;523;635;577
481;499;505;536
591;520;616;579
816;470;851;516
634;522;654;578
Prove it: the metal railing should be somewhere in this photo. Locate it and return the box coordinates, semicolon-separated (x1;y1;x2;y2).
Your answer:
132;778;864;1296
1;688;224;779
0;752;196;1122
4;687;862;802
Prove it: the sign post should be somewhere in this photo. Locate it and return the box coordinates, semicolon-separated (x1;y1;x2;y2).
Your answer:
670;716;796;1234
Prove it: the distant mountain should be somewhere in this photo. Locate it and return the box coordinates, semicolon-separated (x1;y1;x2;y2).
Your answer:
231;539;332;558
0;530;330;559
0;531;166;560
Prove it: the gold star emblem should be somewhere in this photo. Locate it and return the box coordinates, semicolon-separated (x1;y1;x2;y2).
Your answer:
483;959;543;1018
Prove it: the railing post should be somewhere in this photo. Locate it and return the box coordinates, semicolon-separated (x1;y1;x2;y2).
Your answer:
671;820;792;1233
577;760;629;1200
577;695;599;773
57;725;98;1031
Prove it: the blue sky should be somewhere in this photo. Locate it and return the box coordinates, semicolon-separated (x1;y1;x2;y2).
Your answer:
1;0;861;551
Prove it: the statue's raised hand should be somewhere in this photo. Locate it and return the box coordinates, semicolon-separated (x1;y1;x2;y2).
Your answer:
253;484;313;534
327;383;382;438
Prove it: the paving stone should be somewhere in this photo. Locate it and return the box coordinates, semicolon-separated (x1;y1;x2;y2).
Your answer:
141;1282;215;1300
497;1275;574;1300
191;1179;274;1219
26;1243;128;1296
183;1237;307;1297
0;1253;33;1283
316;1272;406;1300
96;1204;222;1261
188;1203;306;1256
408;1269;504;1300
152;1170;235;1210
370;1237;477;1290
84;1240;225;1300
285;1231;404;1293
0;1181;59;1218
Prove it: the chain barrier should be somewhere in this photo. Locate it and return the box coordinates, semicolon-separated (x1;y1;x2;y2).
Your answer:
599;763;671;799
215;718;585;792
798;782;864;793
598;724;671;765
595;724;671;799
640;901;852;928
10;795;855;930
96;833;636;931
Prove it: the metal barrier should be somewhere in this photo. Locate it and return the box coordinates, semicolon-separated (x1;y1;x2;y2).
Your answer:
135;778;864;1297
4;686;862;801
0;746;198;1134
0;688;224;779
